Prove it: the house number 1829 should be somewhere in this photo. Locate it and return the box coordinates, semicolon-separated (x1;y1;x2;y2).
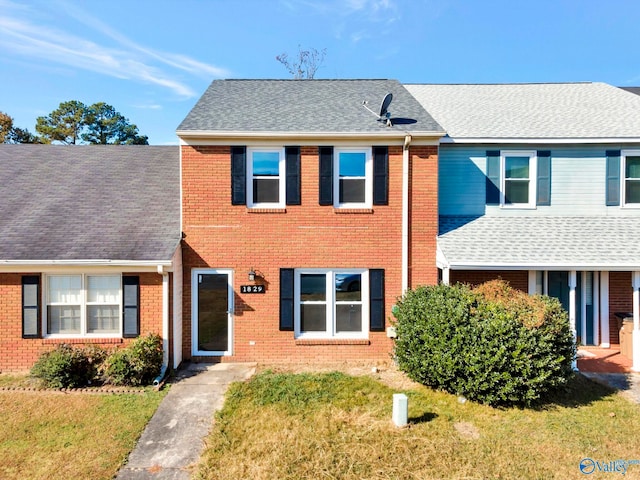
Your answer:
240;285;265;294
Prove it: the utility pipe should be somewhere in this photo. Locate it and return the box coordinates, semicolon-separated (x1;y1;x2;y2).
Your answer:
402;135;411;293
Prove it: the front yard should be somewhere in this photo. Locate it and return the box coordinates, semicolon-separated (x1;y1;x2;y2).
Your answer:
0;377;165;480
195;368;640;480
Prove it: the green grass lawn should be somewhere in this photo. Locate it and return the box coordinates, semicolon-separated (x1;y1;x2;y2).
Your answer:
195;369;640;480
0;381;166;480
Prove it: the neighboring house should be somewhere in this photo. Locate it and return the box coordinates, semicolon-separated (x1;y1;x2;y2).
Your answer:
0;145;182;372
176;79;444;364
406;82;640;371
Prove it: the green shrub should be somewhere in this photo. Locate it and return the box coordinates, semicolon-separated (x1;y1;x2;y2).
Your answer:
393;280;575;406
31;344;106;388
101;333;163;386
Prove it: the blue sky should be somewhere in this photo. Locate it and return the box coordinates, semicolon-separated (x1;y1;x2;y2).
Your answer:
1;0;639;145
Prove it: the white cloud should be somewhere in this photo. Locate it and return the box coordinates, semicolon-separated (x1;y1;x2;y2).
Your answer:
0;1;228;98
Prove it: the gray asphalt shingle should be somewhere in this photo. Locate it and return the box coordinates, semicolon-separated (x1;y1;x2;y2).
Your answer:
438;216;640;269
0;145;181;262
177;79;444;135
406;82;640;140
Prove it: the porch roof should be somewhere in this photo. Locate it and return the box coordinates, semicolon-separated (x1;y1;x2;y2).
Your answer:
438;215;640;270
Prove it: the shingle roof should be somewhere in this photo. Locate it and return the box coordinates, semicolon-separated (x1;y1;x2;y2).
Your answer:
0;145;181;262
438;216;640;269
177;79;444;136
405;82;640;140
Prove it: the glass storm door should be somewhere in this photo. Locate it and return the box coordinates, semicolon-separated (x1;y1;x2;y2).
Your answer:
192;270;233;356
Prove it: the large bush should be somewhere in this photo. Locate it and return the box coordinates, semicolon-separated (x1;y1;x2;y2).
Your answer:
31;344;106;388
101;333;163;386
393;280;575;406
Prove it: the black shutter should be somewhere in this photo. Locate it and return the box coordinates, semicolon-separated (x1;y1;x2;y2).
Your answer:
319;146;333;206
22;276;40;338
123;276;140;338
537;151;551;206
285;146;301;205
486;151;501;205
231;146;246;205
373;146;389;205
369;269;385;331
606;150;621;206
279;269;295;331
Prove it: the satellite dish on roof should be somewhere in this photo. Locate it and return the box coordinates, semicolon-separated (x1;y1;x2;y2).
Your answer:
363;93;393;127
379;93;393;118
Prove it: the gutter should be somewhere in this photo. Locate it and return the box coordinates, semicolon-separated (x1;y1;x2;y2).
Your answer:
402;134;412;293
153;265;171;386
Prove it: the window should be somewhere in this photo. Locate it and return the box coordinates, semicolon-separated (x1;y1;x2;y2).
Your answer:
487;150;539;208
45;274;121;337
334;148;372;207
501;151;536;207
623;151;640;206
247;148;285;208
294;269;368;338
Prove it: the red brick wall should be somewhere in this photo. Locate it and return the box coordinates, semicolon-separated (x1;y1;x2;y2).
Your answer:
449;270;529;292
181;144;439;364
609;272;632;345
0;272;164;372
409;146;439;287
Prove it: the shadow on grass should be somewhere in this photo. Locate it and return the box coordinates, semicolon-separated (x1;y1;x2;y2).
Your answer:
409;411;438;424
532;373;619;410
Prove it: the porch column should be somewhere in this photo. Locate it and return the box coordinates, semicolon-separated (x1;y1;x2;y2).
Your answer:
600;271;610;348
528;270;537;295
569;270;577;370
633;271;640;372
441;267;450;285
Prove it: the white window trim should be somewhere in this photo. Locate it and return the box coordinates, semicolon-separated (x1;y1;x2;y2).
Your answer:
333;147;373;208
294;268;369;339
621;149;640;208
500;150;537;209
43;273;123;338
247;147;286;208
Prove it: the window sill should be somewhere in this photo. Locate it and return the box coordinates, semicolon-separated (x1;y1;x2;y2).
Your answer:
333;208;374;214
295;339;370;346
246;208;287;214
42;338;124;345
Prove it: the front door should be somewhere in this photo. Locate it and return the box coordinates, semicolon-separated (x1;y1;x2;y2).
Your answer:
192;269;233;356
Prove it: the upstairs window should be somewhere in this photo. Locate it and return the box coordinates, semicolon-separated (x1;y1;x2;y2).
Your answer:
486;150;543;208
623;151;640;206
247;148;285;208
334;148;372;208
502;151;536;207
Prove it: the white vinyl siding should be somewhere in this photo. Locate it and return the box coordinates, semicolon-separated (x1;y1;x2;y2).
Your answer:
439;145;637;217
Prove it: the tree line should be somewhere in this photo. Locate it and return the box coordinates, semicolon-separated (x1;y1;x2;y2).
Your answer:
0;100;148;145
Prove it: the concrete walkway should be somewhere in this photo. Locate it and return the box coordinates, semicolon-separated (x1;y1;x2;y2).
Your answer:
582;372;640;404
116;362;256;480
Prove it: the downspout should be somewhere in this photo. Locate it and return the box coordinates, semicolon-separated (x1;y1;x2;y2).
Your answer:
402;134;412;293
153;265;170;386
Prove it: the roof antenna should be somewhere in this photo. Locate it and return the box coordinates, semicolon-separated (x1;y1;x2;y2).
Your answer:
363;93;393;126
